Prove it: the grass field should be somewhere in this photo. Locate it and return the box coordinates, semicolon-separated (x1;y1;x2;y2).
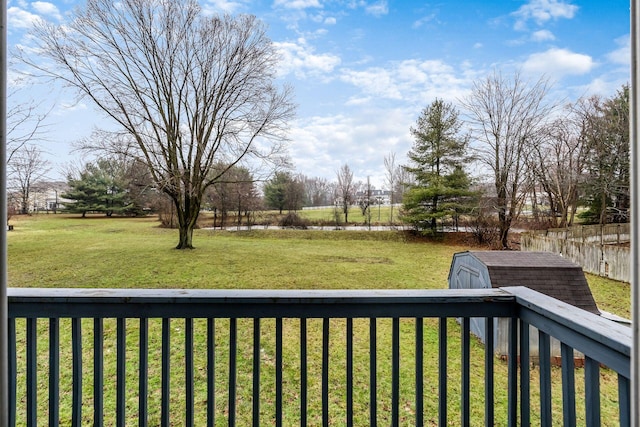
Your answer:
297;205;400;225
6;214;631;425
7;214;461;290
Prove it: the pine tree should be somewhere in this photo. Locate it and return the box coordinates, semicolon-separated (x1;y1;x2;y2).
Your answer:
62;160;130;217
402;99;472;233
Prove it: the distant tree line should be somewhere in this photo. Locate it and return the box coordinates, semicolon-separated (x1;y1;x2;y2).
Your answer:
11;72;628;251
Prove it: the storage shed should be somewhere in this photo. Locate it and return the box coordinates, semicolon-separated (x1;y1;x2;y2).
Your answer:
448;251;599;360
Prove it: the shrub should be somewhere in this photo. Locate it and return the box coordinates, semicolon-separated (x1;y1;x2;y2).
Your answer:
279;212;309;229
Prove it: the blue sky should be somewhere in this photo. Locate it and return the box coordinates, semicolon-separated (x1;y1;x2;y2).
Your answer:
7;0;631;187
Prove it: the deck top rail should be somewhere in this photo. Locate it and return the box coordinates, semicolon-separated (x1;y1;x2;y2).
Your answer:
8;287;518;318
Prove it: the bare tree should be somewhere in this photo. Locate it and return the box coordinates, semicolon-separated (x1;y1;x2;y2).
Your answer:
462;71;553;248
302;176;331;207
394;167;413;204
384;152;397;224
7;84;51;164
206;164;260;229
336;164;355;224
529;104;587;227
23;0;295;248
358;176;373;229
8;145;51;214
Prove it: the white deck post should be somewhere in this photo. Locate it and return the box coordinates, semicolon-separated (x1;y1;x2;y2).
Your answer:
0;0;8;425
630;1;639;425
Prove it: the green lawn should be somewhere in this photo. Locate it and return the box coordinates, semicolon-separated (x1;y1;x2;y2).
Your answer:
297;205;400;225
7;214;465;290
6;214;630;425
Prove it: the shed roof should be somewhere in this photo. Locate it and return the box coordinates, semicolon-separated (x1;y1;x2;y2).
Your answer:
458;251;599;314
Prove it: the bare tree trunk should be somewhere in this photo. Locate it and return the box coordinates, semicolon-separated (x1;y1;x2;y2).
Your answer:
599;191;608;225
499;215;511;249
174;194;200;249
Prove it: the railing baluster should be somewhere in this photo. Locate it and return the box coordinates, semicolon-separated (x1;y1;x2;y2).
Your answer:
322;318;329;427
253;318;260;427
461;317;470;427
117;318;126;427
519;320;530;427
161;318;170;427
207;318;215;427
94;318;104;427
72;318;82;427
484;317;494;427
139;318;148;427
9;318;16;427
185;318;194;427
276;318;283;427
561;342;576;426
370;318;377;426
300;318;307;427
618;374;630;427
539;330;552;427
49;318;59;427
391;317;400;427
229;318;237;427
508;317;518;427
346;318;353;427
415;318;423;427
26;318;37;427
585;356;601;427
438;318;447;427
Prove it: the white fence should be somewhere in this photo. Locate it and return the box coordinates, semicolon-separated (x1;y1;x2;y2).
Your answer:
521;224;630;283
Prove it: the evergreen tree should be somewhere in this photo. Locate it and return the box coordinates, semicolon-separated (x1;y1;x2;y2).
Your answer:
263;172;303;213
62;160;131;217
580;86;630;224
402;99;472;233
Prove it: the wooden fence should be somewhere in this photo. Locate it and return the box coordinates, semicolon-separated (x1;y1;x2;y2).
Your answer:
521;224;630;282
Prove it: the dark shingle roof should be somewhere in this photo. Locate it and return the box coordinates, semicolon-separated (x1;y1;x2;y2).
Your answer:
467;251;599;314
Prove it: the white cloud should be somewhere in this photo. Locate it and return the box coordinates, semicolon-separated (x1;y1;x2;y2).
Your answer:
31;1;62;20
55;101;88;115
365;0;388;17
577;76;629;98
531;29;555;42
289;109;413;184
522;48;594;77
7;6;43;29
273;0;322;10
412;13;436;29
324;16;336;25
202;0;248;14
341;67;401;99
607;35;630;66
275;39;341;78
512;0;578;30
340;59;472;104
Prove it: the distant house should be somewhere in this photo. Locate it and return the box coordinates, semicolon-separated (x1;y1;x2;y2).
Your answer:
8;181;70;213
354;189;392;205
